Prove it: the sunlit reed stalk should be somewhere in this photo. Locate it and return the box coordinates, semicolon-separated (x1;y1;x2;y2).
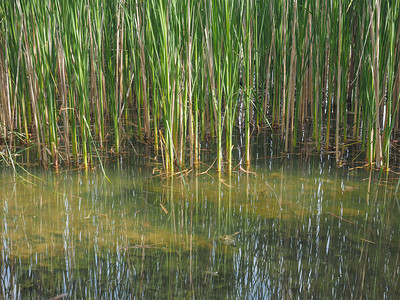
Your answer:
243;0;254;166
204;0;220;171
186;0;194;168
224;0;240;173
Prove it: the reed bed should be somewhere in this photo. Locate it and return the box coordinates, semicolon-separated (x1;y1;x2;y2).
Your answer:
1;0;400;172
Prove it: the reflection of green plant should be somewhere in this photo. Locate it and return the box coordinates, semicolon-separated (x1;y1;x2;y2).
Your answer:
1;157;399;298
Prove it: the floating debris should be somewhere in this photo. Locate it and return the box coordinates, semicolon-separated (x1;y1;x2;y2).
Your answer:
204;270;219;277
218;231;240;245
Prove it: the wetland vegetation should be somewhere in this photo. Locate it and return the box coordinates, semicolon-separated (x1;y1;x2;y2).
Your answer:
1;0;400;172
1;0;400;298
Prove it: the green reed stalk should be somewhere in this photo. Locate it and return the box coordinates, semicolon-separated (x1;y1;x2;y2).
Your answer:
369;0;383;168
113;1;124;155
335;1;343;164
204;0;220;171
90;1;105;148
224;0;240;172
380;0;400;168
262;2;275;121
150;0;174;173
185;0;194;168
193;35;203;168
135;0;150;139
243;0;253;166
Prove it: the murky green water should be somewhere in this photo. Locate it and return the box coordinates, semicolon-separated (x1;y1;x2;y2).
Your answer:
1;154;399;299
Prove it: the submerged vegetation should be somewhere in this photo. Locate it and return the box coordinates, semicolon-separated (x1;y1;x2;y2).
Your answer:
0;0;400;172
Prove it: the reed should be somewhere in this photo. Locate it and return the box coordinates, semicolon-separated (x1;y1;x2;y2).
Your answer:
1;0;400;172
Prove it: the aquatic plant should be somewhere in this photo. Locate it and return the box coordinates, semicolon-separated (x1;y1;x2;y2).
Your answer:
0;0;399;172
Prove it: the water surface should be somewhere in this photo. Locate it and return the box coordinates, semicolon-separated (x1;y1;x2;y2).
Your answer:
1;155;399;299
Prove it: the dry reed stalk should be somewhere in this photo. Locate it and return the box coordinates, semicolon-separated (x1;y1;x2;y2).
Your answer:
135;0;150;139
22;16;46;164
281;0;288;137
263;30;274;118
285;1;297;152
3;25;13;148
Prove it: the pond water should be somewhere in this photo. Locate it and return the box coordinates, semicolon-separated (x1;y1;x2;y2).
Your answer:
1;152;400;299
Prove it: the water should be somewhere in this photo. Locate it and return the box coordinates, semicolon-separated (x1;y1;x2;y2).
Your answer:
1;154;399;299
